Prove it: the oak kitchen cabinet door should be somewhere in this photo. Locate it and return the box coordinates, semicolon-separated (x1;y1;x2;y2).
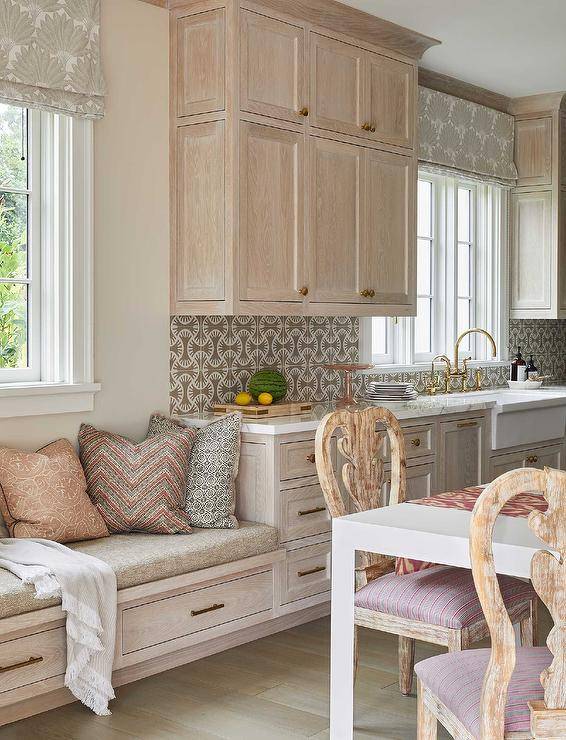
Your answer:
510;190;553;314
240;10;307;124
310;33;365;139
176;9;225;118
514;117;552;187
239;122;306;303
438;417;487;491
175;122;225;302
365;51;414;148
362;147;415;307
309;136;363;303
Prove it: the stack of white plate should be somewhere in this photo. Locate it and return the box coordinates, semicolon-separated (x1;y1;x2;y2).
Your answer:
365;382;418;405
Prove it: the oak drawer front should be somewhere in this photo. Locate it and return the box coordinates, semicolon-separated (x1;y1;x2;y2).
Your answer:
382;423;434;461
280;438;335;481
0;628;66;694
122;570;273;654
280;484;331;543
281;542;331;605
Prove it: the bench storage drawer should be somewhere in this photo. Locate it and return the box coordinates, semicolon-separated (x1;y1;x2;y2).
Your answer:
0;627;66;694
122;570;273;654
280;484;331;542
281;541;331;605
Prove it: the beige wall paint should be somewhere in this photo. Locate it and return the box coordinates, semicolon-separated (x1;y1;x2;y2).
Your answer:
0;0;170;449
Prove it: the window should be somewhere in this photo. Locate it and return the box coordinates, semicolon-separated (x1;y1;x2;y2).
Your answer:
366;171;508;367
0;102;98;417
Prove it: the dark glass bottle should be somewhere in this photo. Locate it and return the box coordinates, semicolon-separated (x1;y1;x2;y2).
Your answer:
526;355;539;379
511;347;527;382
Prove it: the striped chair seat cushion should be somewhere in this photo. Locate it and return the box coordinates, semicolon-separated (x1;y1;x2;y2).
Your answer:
415;647;551;736
354;565;535;629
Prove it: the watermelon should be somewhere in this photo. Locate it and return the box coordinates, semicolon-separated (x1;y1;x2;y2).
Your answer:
248;370;288;403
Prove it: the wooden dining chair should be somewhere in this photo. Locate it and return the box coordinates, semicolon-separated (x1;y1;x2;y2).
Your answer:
416;466;565;739
315;407;538;696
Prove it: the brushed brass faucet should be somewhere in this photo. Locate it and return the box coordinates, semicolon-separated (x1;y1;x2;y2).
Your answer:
426;328;497;394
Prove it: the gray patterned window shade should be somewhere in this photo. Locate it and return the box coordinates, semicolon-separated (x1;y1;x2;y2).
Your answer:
419;86;517;185
0;0;105;119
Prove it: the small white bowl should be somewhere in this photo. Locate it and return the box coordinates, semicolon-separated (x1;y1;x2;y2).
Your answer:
507;379;543;390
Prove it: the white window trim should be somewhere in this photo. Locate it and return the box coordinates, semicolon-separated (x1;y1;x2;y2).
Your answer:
362;171;510;371
0;111;100;418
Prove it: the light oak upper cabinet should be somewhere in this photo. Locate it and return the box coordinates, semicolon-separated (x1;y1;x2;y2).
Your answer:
514;117;552;187
240;11;306;124
175;122;225;303
309;138;363;303
510;191;552;313
176;9;225;118
310;34;364;139
240;123;305;303
510;96;566;319
365;52;414;148
170;0;429;315
363;148;415;305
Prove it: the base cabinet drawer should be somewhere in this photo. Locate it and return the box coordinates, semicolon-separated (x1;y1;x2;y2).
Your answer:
281;542;331;605
383;423;435;461
280;438;336;481
122;570;273;654
280;484;331;542
489;444;563;481
0;627;66;694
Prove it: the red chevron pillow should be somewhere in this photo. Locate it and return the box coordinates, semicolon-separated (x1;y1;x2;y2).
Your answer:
78;424;195;534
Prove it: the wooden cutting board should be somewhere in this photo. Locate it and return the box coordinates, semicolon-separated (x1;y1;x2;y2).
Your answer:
212;401;313;418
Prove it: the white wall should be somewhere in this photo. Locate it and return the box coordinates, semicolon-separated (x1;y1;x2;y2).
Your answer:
0;0;170;449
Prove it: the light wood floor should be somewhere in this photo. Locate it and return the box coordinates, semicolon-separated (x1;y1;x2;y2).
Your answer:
0;617;455;740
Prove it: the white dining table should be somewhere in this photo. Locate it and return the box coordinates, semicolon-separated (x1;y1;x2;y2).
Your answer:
329;501;549;740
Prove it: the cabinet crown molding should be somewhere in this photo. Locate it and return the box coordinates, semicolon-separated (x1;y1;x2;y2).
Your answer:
509;92;566;116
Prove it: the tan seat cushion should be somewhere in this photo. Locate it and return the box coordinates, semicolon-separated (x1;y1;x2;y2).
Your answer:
0;522;279;620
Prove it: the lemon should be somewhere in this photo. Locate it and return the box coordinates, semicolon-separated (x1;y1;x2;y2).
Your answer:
257;392;273;406
234;392;252;406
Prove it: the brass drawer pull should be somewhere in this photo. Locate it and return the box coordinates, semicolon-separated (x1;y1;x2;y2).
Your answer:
306;453;316;464
457;421;478;428
298;286;309;297
190;603;225;617
0;656;43;674
298;506;326;517
527;456;539;464
298;565;326;578
411;438;421;447
298;107;309;117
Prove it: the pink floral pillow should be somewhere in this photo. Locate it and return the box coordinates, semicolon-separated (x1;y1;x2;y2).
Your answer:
0;440;109;543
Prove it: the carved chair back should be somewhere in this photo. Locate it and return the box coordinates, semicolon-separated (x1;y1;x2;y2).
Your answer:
315;407;407;570
469;467;565;738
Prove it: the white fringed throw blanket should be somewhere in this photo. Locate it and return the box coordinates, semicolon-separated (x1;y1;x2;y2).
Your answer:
0;539;117;715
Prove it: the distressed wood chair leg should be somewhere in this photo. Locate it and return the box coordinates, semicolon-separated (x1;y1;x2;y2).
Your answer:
531;596;539;647
447;629;463;652
399;636;415;695
520;608;534;648
353;624;359;683
417;679;437;739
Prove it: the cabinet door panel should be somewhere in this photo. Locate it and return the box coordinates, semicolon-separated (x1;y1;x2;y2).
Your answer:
510;191;552;312
560;189;566;312
362;148;415;306
176;122;225;301
310;34;364;138
177;9;225;117
240;123;305;302
514;117;552;187
309;137;362;302
366;53;414;148
240;11;306;123
439;418;486;491
382;462;435;505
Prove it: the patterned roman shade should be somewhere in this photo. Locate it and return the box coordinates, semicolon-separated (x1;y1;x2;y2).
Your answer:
419;86;517;185
0;0;105;119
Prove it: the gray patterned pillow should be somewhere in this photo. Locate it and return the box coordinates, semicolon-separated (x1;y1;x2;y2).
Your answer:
148;413;241;529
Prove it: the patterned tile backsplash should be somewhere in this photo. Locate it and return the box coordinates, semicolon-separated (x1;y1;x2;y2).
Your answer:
170;316;565;414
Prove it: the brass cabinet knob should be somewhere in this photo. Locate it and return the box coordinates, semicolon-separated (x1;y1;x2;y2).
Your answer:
360;289;370;298
368;289;375;298
370;125;376;132
411;438;421;447
527;455;539;464
306;453;316;464
298;286;309;296
298;107;309;117
361;123;372;131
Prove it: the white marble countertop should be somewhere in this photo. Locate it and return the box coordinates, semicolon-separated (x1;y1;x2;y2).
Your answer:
178;396;498;436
